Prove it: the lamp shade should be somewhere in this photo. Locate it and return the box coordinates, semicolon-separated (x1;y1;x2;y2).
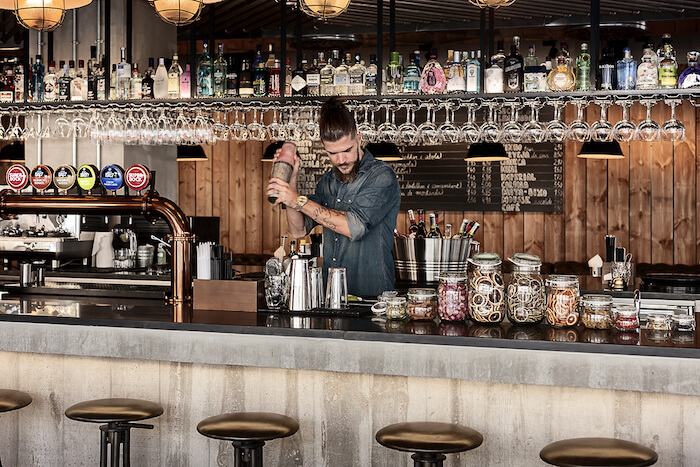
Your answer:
468;0;516;8
14;0;65;31
577;141;625;159
0;0;88;9
0;141;24;162
263;141;283;162
366;142;402;162
464;142;509;162
177;144;207;161
299;0;350;19
153;0;202;26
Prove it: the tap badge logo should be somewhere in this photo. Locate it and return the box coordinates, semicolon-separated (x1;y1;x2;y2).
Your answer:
125;165;150;191
54;165;76;191
6;164;29;190
77;164;98;191
100;165;124;191
30;165;53;191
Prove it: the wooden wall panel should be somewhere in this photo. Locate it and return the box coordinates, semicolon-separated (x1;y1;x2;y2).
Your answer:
651;103;674;264
212;111;230;247
564;104;587;263
244;111;263;253
673;101;696;265
586;103;608;262
483;212;504;257
629;102;652;264
177;161;196;216
606;104;630;250
524;212;545;260
195;146;213;217
229;112;247;254
503;213;523;259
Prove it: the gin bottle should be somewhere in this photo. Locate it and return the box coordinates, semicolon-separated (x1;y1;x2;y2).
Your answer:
333;52;350;96
43;60;57;101
504;36;524;92
420;52;446;94
306;55;320;97
197;39;212;97
153;57;168;99
212;43;227;98
466;51;481;93
180;64;191;99
348;54;365;96
575;43;591;91
319;52;335;96
364;54;378;95
658;37;678;89
485;59;504;93
598;47;616;90
386;51;403;95
141;58;154;99
402;52;421;94
678;51;700;89
168;53;182;99
446;50;466;93
616;47;637;90
115;47;131;99
636;46;659;90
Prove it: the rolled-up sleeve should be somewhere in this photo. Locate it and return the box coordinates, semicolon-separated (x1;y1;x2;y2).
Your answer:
346;166;400;241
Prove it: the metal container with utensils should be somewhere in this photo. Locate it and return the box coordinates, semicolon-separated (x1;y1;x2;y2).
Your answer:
392;237;479;283
288;258;312;311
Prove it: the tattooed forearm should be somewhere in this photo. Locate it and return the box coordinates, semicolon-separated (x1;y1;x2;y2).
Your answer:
311;206;343;230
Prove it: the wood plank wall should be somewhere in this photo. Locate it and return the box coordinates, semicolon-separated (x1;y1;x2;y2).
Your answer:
178;102;700;266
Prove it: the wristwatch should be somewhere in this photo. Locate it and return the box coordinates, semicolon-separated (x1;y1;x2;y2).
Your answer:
294;195;308;211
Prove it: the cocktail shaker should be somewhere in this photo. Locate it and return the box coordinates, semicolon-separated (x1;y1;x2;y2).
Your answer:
288;258;311;311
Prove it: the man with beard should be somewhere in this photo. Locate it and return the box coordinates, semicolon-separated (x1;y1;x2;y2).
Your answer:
266;97;401;296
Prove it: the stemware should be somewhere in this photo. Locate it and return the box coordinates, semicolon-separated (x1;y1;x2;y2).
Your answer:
54;111;73;139
591;101;614;142
418;103;439;146
460;103;481;143
248;108;268;141
72;113;88;139
612;101;637;142
568;101;591;143
546;101;569;143
303;107;320;141
522;102;546;144
397;105;419;146
358;104;378;144
175;111;191;145
104;111;124;143
7;115;24;141
661;100;685;142
268;106;287;141
230;108;249;141
377;103;399;143
124;111;139;145
501;102;523;144
212;111;230;142
88;111;103;143
637;100;661;142
139;110;156;145
480;103;502;143
438;102;460;144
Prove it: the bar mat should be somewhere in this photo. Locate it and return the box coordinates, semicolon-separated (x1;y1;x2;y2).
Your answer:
260;305;372;317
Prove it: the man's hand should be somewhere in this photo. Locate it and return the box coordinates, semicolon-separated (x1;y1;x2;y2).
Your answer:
266;177;300;208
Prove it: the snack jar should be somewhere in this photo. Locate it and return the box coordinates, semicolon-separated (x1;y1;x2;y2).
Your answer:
506;253;545;324
437;271;468;321
385;296;408;320
468;253;505;323
580;294;614;329
671;314;696;332
407;288;438;320
614;306;640;332
545;275;580;327
646;313;672;331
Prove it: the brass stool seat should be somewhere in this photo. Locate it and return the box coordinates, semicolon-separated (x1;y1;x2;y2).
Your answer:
540;437;658;467
0;389;32;467
65;398;163;467
197;412;299;467
376;421;483;467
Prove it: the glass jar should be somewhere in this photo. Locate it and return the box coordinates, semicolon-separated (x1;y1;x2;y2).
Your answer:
407;288;438;320
386;296;408;320
468;253;505;323
545;275;580;327
580;294;614;329
671;314;696;332
614;307;639;332
506;253;545;324
437;271;468;321
646;313;671;331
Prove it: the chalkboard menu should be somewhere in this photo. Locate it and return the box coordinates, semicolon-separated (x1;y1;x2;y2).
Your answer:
295;139;563;213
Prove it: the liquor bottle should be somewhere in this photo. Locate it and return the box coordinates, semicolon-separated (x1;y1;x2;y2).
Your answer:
678;51;700;89
212;44;227;98
427;213;440;238
385;51;403;95
264;44;276;70
599;47;616;90
658;37;678;89
492;40;506;69
547;55;575;91
485;59;504;93
13;61;23;102
87;46;98;100
253;58;267;97
433;212;443;238
69;60;85;100
153;57;168;99
466;51;481;93
407;209;419;239
444;224;453;239
416;209;428;238
453;219;469;239
348;54;365;96
446;50;466;93
268;58;281;97
180;64;192;99
616;47;637;90
525;44;538;68
109;64;116;99
420;51;446;94
57;62;72;101
225;56;238;97
402;52;421;94
197;39;212;97
116;47;131;99
332;51;349;96
444;50;454;71
467;221;480;238
504;36;524;93
559;42;574;71
238;58;254;97
142;57;155;99
129;64;142;99
168;53;182;99
524;45;546;92
43;60;57;101
95;57;106;100
656;34;675;66
306;54;320;97
365;54;378;95
636;45;659;90
285;57;292;97
575;42;591;91
292;57;308;96
320;52;335;96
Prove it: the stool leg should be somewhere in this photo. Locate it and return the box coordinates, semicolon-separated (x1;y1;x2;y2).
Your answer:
232;441;265;467
123;427;131;467
110;430;120;467
412;452;447;467
99;425;109;467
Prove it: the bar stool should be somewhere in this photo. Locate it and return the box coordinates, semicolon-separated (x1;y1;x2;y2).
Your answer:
0;389;32;467
65;398;163;467
375;421;483;466
540;437;658;467
197;412;299;467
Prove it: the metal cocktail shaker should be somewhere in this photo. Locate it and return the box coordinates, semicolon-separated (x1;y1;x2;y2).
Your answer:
288;258;312;311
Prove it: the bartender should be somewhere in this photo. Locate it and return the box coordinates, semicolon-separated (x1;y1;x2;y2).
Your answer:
266;97;401;296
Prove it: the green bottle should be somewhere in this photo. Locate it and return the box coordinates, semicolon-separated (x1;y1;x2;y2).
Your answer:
576;43;591;91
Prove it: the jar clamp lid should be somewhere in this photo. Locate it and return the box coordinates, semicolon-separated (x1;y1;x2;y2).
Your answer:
546;274;579;287
469;252;502;267
509;253;542;267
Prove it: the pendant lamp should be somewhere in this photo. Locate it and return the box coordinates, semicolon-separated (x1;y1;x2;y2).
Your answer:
464;142;509;162
153;0;202;26
468;0;516;8
366;142;402;162
177;144;208;161
13;0;66;32
299;0;350;19
577;141;625;160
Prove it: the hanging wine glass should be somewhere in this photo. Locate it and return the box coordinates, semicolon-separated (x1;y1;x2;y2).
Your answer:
661;99;685;142
612;101;637;142
139;110;156;145
88;111;103;143
546;101;569;143
230;108;249;141
175;111;190;145
480;102;502;143
72;113;88;139
377;103;399;143
501;102;523;143
438;102;460;144
268;106;287;141
248;108;266;141
303;106;320;141
23;113;38;140
212;110;230;142
568;101;591;143
105;111;124;143
637;100;661;142
124;110;139;145
459;103;481;143
591;101;614;142
522;101;546;144
358;104;378;144
398;105;419;146
54;111;73;139
418;102;439;145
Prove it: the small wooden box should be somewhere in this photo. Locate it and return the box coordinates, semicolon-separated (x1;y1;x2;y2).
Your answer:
193;279;265;312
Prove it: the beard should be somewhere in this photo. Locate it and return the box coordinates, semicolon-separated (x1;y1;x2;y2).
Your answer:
332;145;362;183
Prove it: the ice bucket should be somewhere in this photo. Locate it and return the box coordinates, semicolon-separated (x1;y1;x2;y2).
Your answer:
392;237;479;283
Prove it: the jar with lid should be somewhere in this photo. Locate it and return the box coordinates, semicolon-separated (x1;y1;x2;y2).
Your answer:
407;288;438;320
646;313;671;331
614;306;639;332
671;314;696;332
580;294;614;329
545;275;580;327
506;253;545;324
468;253;505;323
437;271;468;321
385;297;408;320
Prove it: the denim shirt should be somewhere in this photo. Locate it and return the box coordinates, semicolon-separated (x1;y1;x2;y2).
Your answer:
304;150;401;297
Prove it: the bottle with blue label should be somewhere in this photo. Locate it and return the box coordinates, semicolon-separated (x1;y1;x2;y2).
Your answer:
402;52;421;94
616;47;637;90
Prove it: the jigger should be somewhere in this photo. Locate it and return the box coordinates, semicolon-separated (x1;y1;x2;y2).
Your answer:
288;258;312;311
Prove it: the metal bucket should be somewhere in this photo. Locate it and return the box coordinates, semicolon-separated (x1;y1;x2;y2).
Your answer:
392;237;479;283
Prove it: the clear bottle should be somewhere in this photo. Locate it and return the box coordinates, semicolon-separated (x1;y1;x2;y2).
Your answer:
524;45;546;92
420;52;446;94
87;46;98;100
141;57;155;99
212;43;227;98
284;57;292;96
402;52;421;94
525;44;539;67
492;40;506;69
383;51;402;95
616;47;637;90
598;47;616;90
153;57;168;99
43;60;57;101
658;37;678;89
292;56;308;96
348;53;365;96
13;61;23;102
268;58;281;97
507;253;545;324
333;52;350;96
306;54;320;96
129;63;142;99
109;63;116;99
547;56;575;91
168;53;182;99
636;45;659;90
58;62;72;101
95;58;106;100
485;59;504;93
466;50;481;93
180;64;191;98
545;275;580;327
446;50;466;93
468;253;505;323
116;47;131;99
364;54;378;95
253;57;267;97
238;59;254;97
226;56;238;97
559;42;574;71
504;36;524;92
320;52;335;96
575;42;591;91
678;51;700;89
197;39;212;97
